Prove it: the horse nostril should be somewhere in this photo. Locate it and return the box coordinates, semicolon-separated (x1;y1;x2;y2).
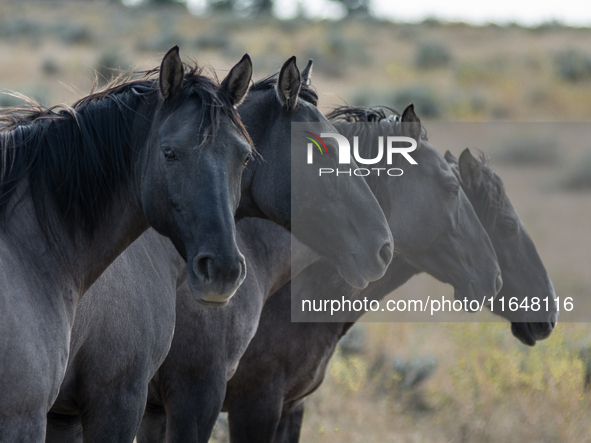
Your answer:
495;273;503;294
379;242;393;266
193;255;213;284
237;256;247;284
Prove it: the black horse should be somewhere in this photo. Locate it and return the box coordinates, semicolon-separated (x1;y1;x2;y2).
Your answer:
46;59;390;442
221;106;556;443
235;59;393;287
137;104;501;443
0;46;253;440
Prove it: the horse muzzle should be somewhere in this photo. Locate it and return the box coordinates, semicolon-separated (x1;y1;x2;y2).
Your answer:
188;252;247;306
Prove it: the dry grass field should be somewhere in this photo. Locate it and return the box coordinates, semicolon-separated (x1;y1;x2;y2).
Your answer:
1;1;590;441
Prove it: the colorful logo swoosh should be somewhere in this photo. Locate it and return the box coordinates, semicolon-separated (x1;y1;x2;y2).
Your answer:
302;131;328;155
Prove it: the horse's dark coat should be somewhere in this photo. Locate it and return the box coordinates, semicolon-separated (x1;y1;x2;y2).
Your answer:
224;108;556;443
445;148;557;345
47;219;315;443
131;104;500;442
222;106;555;442
46;58;391;443
235;58;393;289
0;46;252;440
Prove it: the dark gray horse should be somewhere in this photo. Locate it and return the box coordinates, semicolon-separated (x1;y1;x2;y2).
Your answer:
45;59;390;442
133;219;317;443
222;108;557;443
46;219;316;443
135;104;501;443
444;148;557;345
235;58;393;288
0;46;253;440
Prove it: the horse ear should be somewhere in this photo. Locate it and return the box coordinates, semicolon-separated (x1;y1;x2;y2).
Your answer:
401;103;421;141
159;46;184;102
301;59;313;84
222;54;252;107
276;56;301;110
459;148;482;189
444;150;458;165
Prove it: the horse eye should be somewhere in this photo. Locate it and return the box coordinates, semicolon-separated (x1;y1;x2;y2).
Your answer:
244;153;254;166
162;147;177;161
500;218;518;233
445;184;459;195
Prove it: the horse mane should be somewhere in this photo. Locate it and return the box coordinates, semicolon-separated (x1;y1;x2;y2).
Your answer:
327;105;428;140
249;73;319;107
0;62;250;241
326;105;399;123
326;105;427;218
465;154;507;225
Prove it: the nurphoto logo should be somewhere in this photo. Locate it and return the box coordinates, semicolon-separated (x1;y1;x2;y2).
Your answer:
304;130;418;176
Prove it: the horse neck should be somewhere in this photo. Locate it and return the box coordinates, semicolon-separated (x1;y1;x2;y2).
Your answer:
74;189;149;293
236;218;319;304
305;259;420;343
356;257;421;314
266;236;319;302
320;257;421;327
4;178;148;299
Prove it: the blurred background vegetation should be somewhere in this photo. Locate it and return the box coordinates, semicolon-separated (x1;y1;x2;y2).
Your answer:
0;0;590;441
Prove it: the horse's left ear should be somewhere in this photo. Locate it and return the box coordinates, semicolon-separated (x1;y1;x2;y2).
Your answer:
401;103;421;142
301;59;313;85
444;150;458;165
159;46;184;102
276;56;301;110
222;54;252;107
459;148;482;189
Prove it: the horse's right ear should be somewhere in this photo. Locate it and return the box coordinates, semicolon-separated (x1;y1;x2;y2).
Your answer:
459;148;482;189
159;46;184;102
222;54;252;107
276;56;301;110
301;59;314;85
401;103;421;141
444;150;458;165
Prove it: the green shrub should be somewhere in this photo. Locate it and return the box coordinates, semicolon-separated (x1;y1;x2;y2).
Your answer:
391;85;442;118
0;87;49;108
349;85;443;118
0;18;42;40
136;30;184;53
95;51;129;86
415;41;452;70
555;49;591;83
194;32;230;51
557;152;591;191
493;135;558;165
41;58;60;77
58;24;92;45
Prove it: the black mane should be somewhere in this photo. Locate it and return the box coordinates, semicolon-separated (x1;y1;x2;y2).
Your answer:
0;64;248;241
465;155;507;226
327;105;430;216
327;105;428;140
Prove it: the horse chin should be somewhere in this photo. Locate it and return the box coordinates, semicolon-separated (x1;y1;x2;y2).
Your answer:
511;322;537;347
452;282;477;306
335;259;369;290
186;269;240;307
191;297;229;308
